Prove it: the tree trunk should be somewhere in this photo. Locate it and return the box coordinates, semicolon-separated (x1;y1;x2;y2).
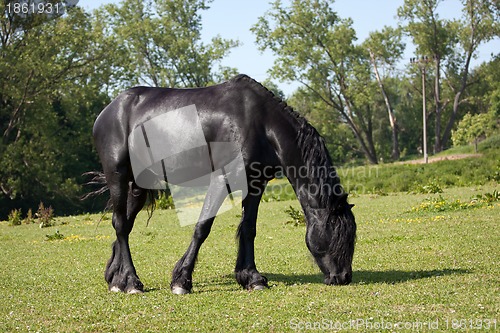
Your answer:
369;51;400;160
433;56;442;153
441;47;474;149
338;106;378;164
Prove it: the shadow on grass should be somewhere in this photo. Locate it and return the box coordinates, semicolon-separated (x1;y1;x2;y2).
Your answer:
265;268;471;286
144;269;471;293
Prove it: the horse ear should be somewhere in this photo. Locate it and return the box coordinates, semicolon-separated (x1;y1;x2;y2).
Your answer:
334;193;349;211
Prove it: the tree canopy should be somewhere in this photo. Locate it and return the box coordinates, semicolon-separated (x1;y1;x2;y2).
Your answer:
0;0;498;219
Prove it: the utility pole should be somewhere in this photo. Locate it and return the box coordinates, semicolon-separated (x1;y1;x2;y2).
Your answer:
410;56;432;164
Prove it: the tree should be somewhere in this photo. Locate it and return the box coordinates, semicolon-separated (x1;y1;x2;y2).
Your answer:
363;27;405;160
467;55;500;117
97;0;239;89
0;0;241;219
399;0;500;152
287;88;361;164
252;0;383;163
452;112;496;151
0;4;114;218
442;0;500;148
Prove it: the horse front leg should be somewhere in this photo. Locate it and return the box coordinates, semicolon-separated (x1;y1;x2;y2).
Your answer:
170;178;228;294
105;176;147;294
235;181;268;290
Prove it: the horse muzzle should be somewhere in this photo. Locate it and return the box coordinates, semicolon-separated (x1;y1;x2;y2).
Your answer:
324;271;352;285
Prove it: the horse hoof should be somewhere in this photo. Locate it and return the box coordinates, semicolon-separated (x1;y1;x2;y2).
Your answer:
126;288;144;294
251;284;266;291
171;286;190;295
109;286;122;293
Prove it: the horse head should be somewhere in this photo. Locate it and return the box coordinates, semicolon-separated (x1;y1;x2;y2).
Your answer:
304;193;356;285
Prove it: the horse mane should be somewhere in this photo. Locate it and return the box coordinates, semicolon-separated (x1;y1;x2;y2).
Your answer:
231;74;306;126
232;74;344;208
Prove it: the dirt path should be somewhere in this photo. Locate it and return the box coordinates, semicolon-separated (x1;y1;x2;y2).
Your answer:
397;153;483;165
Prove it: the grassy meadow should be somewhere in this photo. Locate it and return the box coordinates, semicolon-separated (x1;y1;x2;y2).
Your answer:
1;179;499;332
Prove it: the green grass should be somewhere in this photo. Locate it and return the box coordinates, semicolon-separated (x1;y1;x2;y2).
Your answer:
339;138;500;194
1;185;499;332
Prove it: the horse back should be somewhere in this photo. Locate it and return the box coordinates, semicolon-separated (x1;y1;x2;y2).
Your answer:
93;76;278;169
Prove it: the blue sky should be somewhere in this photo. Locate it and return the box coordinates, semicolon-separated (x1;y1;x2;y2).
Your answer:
81;0;499;96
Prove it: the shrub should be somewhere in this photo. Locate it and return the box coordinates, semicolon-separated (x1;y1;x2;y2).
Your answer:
156;192;175;210
411;179;443;194
284;205;305;226
410;191;499;213
8;209;22;226
472;190;500;203
37;202;55;228
23;209;34;224
45;230;64;241
452;112;496;151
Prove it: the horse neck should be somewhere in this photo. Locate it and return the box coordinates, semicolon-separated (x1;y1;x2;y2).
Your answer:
269;111;341;210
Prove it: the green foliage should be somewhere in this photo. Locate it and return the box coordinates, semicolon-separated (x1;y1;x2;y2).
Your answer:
398;0;499;151
156;192;175;210
489;165;500;183
284;205;305;226
7;208;36;226
473;189;500;203
98;0;239;88
0;0;238;220
23;209;34;224
252;0;384;163
411;179;443;194
342;142;499;194
7;209;22;226
300;148;497;197
410;190;499;213
452;111;497;149
37;202;55;228
398;0;457;57
45;230;65;241
0;5;111;219
287;88;363;164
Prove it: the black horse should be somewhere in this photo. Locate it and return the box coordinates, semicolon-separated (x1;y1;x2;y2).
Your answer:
91;74;356;294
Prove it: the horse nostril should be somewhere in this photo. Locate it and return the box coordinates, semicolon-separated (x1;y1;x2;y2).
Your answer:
342;271;352;285
334;270;352;285
325;271;352;285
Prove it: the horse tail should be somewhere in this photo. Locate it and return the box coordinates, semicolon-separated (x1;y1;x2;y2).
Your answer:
81;171;157;226
81;171;109;199
81;171;112;211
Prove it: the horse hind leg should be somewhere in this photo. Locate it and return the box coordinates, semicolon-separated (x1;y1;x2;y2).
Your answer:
105;170;147;294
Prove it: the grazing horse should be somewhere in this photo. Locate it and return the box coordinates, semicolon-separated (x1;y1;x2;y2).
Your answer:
92;74;356;294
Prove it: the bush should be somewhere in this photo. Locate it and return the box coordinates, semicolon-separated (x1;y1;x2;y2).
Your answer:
473;189;500;203
156;192;175;210
342;149;498;195
452;112;497;151
37;202;55;228
45;230;65;241
23;209;34;224
284;205;305;226
410;190;499;213
8;209;22;226
411;179;443;194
